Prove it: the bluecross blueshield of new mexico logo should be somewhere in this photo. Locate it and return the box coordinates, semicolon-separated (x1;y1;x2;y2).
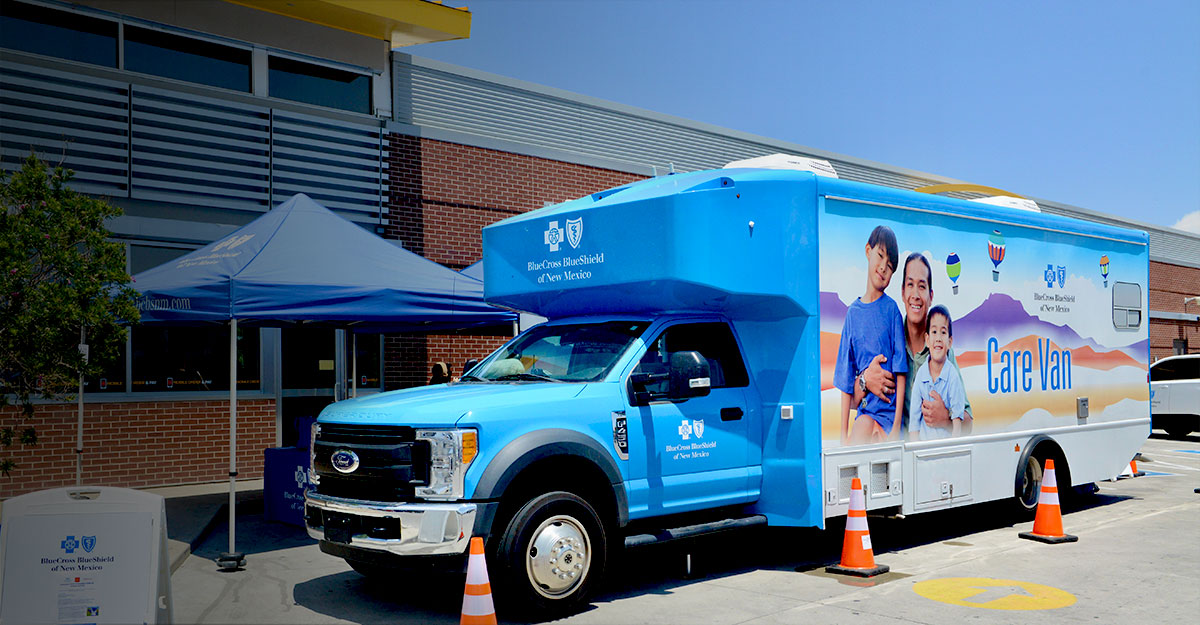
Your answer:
61;536;79;553
544;221;564;252
566;217;583;249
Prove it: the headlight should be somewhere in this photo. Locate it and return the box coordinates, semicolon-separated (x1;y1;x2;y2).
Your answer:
307;421;321;487
415;428;478;500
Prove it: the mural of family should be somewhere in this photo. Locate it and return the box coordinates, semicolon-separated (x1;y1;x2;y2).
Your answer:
834;225;974;444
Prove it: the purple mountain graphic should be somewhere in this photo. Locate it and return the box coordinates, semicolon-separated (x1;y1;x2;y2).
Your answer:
819;291;1147;361
954;293;1144;358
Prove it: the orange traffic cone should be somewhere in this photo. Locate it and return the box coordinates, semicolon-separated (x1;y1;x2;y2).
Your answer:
461;537;497;625
1118;457;1145;479
826;477;890;577
1019;459;1078;544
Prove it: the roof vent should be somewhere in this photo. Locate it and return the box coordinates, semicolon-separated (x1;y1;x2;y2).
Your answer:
723;153;838;178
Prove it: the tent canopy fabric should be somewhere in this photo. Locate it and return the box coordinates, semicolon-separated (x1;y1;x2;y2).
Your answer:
132;194;514;331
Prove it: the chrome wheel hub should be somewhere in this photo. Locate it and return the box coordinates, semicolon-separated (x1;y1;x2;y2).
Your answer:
526;514;590;598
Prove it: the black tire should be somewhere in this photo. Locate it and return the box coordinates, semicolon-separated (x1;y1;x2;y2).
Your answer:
494;491;607;617
1165;425;1193;439
1014;453;1044;515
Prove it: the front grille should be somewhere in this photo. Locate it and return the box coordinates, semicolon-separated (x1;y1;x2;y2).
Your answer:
312;423;429;502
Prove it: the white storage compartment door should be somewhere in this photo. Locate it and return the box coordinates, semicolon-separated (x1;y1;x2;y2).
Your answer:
913;447;973;511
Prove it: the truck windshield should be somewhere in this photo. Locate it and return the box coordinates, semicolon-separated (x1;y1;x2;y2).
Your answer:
468;321;650;383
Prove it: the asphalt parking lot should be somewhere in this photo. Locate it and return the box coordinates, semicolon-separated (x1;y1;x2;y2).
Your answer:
172;432;1200;624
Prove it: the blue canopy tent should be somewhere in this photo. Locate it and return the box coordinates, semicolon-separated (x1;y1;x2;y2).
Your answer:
461;260;546;333
131;193;514;568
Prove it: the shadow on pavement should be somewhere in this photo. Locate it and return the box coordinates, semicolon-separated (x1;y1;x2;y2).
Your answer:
294;570;464;624
192;488;1135;623
192;511;316;561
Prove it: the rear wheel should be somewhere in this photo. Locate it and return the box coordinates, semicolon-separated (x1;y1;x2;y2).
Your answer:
495;491;606;616
1015;453;1044;514
1165;425;1193;439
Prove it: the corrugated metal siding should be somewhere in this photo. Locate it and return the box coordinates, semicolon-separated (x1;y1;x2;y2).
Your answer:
270;109;386;219
131;84;271;211
0;61;130;196
394;55;1200;267
1;58;386;224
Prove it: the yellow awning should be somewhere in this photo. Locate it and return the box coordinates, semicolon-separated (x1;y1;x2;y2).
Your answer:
223;0;471;47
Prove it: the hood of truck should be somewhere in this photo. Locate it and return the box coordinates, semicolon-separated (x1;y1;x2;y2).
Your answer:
317;381;590;427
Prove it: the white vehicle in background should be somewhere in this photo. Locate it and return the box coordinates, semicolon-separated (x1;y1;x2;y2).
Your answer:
1150;354;1200;438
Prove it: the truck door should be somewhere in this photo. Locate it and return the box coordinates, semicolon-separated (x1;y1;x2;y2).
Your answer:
623;321;755;517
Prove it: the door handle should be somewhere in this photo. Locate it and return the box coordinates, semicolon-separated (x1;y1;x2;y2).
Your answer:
720;407;743;421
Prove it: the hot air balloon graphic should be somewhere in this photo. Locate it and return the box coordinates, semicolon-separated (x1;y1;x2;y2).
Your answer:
946;252;961;294
987;230;1005;282
1100;255;1110;287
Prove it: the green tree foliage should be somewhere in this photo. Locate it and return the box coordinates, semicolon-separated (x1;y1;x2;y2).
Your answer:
1;154;140;476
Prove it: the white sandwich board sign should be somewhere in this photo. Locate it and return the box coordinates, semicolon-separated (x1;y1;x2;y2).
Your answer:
0;486;171;624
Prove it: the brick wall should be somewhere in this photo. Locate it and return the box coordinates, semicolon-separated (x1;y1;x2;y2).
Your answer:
384;135;643;268
381;134;643;388
0;399;274;499
1149;260;1200;361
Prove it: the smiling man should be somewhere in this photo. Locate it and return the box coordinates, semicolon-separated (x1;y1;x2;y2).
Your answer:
853;252;972;436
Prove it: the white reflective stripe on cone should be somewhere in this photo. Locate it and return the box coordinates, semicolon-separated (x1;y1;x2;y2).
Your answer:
846;515;870;532
462;593;495;616
1043;468;1057;488
466;555;490;585
1038;489;1060;506
850;489;865;509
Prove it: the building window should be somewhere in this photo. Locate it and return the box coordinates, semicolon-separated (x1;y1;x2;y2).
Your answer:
351;334;382;389
129;244;191;275
269;56;370;114
0;0;117;67
130;326;261;392
282;328;336;390
1175;339;1189;356
124;25;251;92
84;342;127;394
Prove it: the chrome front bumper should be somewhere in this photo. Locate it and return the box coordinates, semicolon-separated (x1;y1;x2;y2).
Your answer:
304;491;476;556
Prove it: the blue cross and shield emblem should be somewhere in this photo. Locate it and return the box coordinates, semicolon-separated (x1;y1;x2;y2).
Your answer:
566;217;583;249
82;536;97;553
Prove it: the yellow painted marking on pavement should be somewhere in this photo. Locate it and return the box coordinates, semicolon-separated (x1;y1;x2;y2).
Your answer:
913;577;1076;610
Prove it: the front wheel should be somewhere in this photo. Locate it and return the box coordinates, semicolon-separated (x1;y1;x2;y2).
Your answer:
495;491;607;616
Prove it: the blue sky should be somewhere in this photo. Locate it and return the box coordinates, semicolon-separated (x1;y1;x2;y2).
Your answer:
411;1;1200;234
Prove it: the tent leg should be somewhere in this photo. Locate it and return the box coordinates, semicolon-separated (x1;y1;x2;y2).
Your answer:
218;318;245;571
76;327;85;486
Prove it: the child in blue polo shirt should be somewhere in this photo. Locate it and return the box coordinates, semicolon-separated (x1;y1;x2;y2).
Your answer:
909;304;966;440
835;225;908;445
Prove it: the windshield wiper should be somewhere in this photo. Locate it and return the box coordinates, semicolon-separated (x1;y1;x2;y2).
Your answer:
493;373;563;383
458;374;485;382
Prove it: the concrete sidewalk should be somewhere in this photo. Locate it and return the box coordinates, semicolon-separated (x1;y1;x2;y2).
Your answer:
143;480;266;574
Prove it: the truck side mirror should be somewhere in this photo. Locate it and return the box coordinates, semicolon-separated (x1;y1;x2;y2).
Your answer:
668;351;711;400
463;359;479;376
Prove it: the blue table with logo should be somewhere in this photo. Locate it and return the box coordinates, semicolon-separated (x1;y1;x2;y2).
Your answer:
263;417;316;527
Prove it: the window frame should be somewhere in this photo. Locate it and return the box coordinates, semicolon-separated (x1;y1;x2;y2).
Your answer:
122;22;253;93
628;319;751;399
1111;281;1143;331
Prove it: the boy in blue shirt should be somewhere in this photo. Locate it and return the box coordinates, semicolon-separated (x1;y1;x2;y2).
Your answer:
835;225;907;445
909;304;966;440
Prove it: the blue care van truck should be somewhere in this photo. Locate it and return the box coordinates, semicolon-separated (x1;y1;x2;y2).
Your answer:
305;158;1150;613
